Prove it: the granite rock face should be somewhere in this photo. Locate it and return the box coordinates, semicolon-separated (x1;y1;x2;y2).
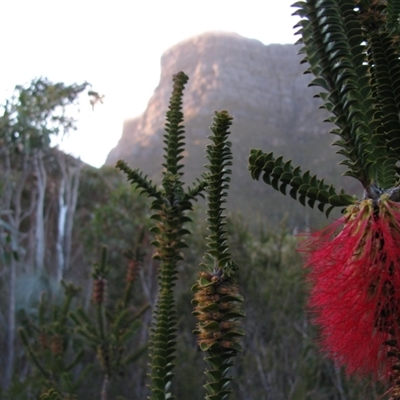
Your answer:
106;31;351;226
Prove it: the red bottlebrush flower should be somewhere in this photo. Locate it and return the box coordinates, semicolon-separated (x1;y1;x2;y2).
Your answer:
302;195;400;382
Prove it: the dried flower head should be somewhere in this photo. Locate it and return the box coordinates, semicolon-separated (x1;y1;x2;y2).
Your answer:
192;271;245;352
92;277;107;304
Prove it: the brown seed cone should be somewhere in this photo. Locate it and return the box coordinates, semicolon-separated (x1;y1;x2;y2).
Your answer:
92;277;106;304
193;271;244;350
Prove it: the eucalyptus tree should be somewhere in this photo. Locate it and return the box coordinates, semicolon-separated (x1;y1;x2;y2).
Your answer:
0;78;88;389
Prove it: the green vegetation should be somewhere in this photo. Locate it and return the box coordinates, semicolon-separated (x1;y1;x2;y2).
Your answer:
0;71;381;399
1;1;400;398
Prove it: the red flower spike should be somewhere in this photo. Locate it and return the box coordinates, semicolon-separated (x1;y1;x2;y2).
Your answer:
302;196;400;382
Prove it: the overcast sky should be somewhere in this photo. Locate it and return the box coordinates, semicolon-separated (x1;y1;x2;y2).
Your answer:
1;0;300;167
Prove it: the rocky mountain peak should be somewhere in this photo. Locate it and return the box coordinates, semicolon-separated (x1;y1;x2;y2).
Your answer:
106;31;352;227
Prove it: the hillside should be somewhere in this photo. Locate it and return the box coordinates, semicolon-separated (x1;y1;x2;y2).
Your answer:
106;31;359;228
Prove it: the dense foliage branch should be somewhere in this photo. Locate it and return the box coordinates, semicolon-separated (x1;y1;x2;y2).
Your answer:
250;0;400;205
18;244;147;400
18;281;86;398
249;149;356;217
115;161;160;199
192;111;245;400
0;77;88;152
70;248;148;400
117;71;206;400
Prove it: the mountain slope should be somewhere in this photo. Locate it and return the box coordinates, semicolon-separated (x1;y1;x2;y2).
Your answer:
106;31;357;228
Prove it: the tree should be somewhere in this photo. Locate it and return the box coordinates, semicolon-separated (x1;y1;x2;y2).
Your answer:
55;152;82;281
0;77;88;389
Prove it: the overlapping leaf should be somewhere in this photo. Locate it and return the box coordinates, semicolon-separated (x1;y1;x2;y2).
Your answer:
386;0;400;34
290;0;400;191
192;111;245;400
249;149;355;217
293;0;379;186
369;32;400;164
117;72;207;400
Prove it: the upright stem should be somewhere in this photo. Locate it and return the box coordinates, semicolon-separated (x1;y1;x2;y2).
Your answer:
2;151;29;389
101;374;109;400
117;72;206;399
33;149;47;271
4;256;16;389
192;111;245;400
56;166;66;281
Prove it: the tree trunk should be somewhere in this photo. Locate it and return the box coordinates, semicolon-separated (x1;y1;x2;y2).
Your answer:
56;162;66;282
64;158;81;272
3;256;16;389
0;150;30;389
33;150;47;271
56;153;82;281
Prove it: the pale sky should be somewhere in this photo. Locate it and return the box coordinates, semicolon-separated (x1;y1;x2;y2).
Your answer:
1;0;300;167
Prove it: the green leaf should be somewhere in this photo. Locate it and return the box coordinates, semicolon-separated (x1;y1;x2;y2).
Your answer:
248;150;355;217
